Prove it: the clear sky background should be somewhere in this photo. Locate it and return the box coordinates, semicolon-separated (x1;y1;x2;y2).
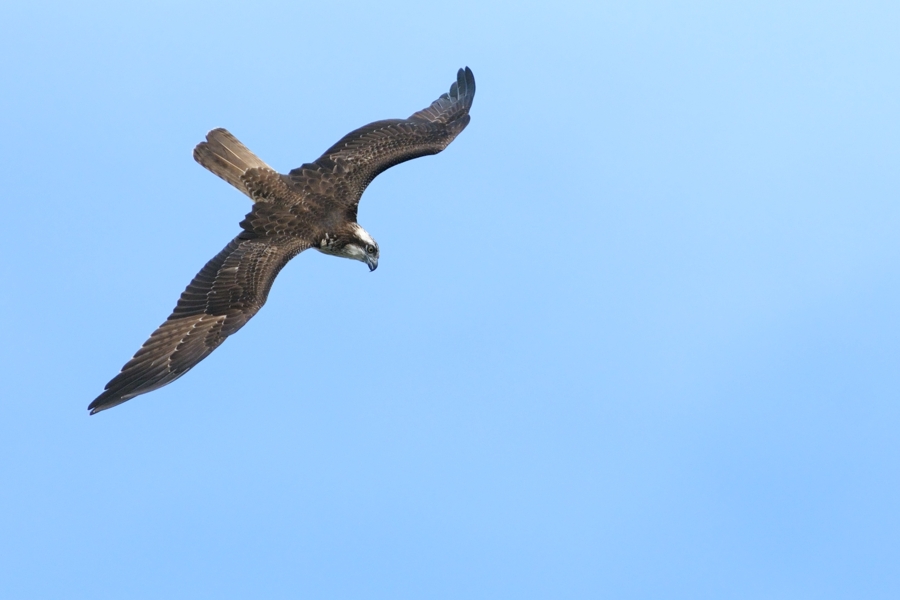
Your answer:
1;1;898;598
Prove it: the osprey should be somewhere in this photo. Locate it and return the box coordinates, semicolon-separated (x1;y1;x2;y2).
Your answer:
89;67;475;414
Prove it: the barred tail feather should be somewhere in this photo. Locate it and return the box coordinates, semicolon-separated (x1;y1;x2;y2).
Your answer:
193;128;272;199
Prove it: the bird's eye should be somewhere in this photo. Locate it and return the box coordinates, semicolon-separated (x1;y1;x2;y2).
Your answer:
366;244;376;255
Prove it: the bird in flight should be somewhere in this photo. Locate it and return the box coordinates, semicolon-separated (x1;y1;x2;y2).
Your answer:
89;67;475;414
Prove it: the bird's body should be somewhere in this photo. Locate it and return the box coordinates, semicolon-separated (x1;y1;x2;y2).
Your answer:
89;68;475;414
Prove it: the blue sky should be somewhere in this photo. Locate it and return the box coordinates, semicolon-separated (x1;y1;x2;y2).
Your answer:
1;1;898;598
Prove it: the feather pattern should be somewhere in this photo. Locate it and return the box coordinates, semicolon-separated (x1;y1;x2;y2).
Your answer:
90;67;475;413
89;236;307;414
286;67;476;218
193;128;274;199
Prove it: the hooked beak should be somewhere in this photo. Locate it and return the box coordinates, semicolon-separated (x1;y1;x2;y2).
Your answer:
366;256;378;272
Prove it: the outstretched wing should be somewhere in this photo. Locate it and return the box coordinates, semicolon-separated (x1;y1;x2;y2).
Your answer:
89;235;307;414
285;67;476;216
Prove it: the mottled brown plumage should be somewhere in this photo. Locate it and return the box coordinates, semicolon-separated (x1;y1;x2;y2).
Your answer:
89;67;475;414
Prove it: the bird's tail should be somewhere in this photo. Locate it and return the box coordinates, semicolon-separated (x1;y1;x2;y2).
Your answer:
193;128;273;199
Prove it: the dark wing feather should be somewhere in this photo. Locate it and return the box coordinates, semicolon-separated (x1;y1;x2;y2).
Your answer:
285;67;475;215
89;235;307;414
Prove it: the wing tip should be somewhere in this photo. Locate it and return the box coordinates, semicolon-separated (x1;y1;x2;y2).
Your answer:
87;392;125;415
457;66;476;105
407;67;476;124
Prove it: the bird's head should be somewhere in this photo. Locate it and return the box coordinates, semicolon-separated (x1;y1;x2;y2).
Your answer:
317;223;379;271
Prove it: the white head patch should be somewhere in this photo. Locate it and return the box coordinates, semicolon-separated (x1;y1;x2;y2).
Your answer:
351;223;376;247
